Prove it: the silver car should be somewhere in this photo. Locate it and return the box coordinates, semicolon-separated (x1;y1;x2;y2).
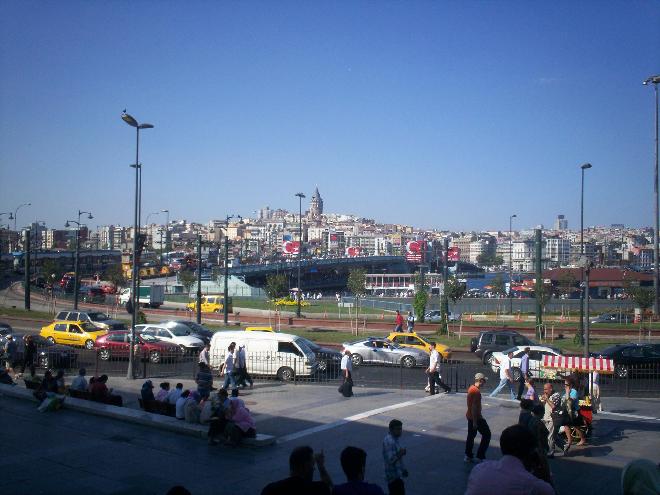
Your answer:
342;338;430;368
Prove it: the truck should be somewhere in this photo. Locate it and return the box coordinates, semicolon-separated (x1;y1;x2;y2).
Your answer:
118;285;165;308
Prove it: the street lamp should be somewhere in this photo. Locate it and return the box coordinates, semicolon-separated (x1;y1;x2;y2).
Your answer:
577;163;592;347
10;203;31;232
65;210;92;310
643;75;660;316
121;111;154;380
509;214;517;314
223;214;241;325
295;192;306;318
161;209;170;252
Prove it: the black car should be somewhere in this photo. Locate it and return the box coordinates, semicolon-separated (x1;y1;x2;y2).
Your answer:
13;334;78;370
592;343;660;378
470;330;536;364
169;320;214;345
297;337;342;378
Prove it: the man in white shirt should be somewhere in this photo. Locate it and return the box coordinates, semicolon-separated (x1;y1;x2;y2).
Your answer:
220;342;237;389
167;382;183;404
198;344;210;366
489;350;516;399
426;342;451;395
70;368;88;392
339;349;354;397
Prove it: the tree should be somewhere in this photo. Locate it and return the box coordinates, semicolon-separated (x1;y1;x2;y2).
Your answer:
104;264;126;290
265;273;289;300
627;286;655;316
178;269;196;296
413;272;429;323
477;252;504;267
490;274;506;297
445;277;466;303
534;280;552;310
41;259;63;286
558;271;577;298
346;268;367;335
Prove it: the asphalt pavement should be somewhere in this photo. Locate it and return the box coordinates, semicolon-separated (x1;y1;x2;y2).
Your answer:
1;377;658;495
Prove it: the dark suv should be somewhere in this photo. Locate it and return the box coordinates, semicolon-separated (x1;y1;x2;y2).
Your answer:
470;330;536;364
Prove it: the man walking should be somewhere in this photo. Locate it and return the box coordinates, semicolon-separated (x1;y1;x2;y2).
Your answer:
382;419;408;495
394;311;404;332
339;349;354;397
540;382;561;458
489;350;516;399
426;342;450;394
406;311;415;333
234;344;254;389
516;347;530;400
465;373;491;463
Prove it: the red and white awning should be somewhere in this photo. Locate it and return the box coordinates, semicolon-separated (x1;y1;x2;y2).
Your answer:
542;355;615;373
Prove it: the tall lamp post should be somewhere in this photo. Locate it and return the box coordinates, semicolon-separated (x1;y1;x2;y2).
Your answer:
223;214;241;325
66;210;93;310
121;111;154;380
295;192;306;318
10;202;31;236
161;209;170;252
577;163;592;347
644;75;660;316
508;214;517;314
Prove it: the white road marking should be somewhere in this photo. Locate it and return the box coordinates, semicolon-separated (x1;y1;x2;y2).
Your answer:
278;394;442;443
599;411;659;421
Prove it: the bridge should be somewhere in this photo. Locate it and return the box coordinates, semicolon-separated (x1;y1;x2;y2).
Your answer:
227;255;411;291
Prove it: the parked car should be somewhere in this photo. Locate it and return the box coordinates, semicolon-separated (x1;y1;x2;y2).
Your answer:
94;331;182;364
386;331;451;360
40;321;108;349
168;320;214;345
79;286;107;303
589;312;629;324
422;310;461;323
136;323;205;353
186;295;232;314
342;338;430;368
13;334;78;369
55;310;127;331
592;343;660;378
296;337;342;377
470;330;536;364
0;322;13;345
489;345;564;381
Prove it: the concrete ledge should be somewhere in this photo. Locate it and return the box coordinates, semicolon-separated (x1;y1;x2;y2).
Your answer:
0;383;275;446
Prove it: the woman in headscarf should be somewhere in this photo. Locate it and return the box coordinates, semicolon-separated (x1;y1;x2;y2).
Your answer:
224;398;256;446
141;380;155;402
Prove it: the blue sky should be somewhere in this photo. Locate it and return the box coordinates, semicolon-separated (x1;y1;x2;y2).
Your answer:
1;1;658;232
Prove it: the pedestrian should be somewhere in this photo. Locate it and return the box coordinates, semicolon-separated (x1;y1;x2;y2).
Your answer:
488;350;516;400
406;311;414;333
516;347;530;400
175;390;189;420
21;334;37;375
207;388;230;445
464;372;491;463
220;343;237;390
167;382;184;404
199;344;210;366
394;311;404;332
524;377;537;402
196;362;214;399
141;380;155;402
590;371;602;412
540;383;561;458
234;344;254;389
465;424;554;495
426;342;450;395
2;335;17;376
339;349;354;397
261;445;333;495
333;446;384;495
70;368;88;392
560;376;586;454
156;382;170;402
621;459;660;495
382;419;408;495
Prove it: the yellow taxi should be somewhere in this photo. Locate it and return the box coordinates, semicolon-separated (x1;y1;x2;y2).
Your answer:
186;295;233;313
386;332;452;360
245;326;274;332
40;320;108;350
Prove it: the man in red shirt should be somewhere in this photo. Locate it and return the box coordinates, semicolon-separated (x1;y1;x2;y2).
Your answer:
465;372;491;463
394;310;404;332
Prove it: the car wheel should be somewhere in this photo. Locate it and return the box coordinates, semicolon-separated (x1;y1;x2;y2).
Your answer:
482;352;492;365
277;366;294;381
149;351;161;364
401;355;416;368
351;353;363;366
99;349;111;361
47;337;56;344
615;364;628;379
84;339;95;350
38;356;49;368
511;367;522;382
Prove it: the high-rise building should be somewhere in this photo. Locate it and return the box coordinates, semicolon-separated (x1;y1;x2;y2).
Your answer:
554;215;568;231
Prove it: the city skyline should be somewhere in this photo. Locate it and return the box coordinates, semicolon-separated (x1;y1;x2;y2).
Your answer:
1;2;658;231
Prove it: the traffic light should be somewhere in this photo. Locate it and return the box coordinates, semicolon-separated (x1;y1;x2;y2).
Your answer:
136;233;147;263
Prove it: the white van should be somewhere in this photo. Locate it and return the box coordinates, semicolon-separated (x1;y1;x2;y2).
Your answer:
210;331;318;381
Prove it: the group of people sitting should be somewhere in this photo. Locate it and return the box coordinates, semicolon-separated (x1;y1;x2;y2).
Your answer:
140;379;256;446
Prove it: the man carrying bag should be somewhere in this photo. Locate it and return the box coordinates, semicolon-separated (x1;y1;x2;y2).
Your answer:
339;349;354;397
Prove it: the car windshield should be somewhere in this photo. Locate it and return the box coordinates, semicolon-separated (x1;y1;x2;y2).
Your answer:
87;312;109;321
299;337;320;352
293;338;315;359
166;324;190;336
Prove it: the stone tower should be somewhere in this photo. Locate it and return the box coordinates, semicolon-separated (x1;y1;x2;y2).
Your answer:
309;186;323;220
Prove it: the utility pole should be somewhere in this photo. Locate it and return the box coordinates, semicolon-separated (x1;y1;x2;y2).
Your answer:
535;229;543;339
442;237;450;335
24;229;30;310
196;234;202;324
